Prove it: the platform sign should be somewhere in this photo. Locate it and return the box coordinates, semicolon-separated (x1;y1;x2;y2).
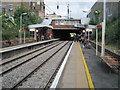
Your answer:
97;22;102;29
19;30;25;32
29;28;35;31
86;28;92;32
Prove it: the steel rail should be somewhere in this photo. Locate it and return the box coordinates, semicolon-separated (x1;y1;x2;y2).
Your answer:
0;41;60;66
0;41;64;76
44;41;73;89
50;41;74;88
10;41;70;90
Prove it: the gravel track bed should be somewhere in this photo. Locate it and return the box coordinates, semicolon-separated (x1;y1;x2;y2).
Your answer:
2;41;62;73
1;41;59;65
18;42;71;88
2;41;68;88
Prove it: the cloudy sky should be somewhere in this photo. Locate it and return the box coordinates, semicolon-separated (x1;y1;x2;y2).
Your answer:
44;0;97;19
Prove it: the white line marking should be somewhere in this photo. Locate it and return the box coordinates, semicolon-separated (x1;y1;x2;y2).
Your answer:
0;39;58;53
50;41;74;88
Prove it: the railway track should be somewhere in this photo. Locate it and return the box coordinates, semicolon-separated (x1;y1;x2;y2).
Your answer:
2;41;72;89
1;41;63;76
1;41;60;65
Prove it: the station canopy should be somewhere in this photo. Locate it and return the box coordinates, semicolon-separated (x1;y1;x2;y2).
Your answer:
87;25;96;29
74;23;85;28
74;24;96;29
28;18;53;29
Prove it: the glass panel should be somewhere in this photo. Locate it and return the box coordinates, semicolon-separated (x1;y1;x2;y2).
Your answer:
2;5;6;14
9;4;13;12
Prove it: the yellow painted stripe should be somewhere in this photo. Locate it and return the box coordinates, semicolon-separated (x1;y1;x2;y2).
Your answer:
78;42;94;89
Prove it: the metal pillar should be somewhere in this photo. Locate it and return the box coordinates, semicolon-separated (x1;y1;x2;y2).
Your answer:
20;15;22;43
96;28;98;55
101;0;106;57
34;29;37;41
24;31;25;43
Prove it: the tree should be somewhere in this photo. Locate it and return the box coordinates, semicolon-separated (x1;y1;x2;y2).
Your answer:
106;17;120;49
14;5;43;37
2;4;43;40
2;14;17;40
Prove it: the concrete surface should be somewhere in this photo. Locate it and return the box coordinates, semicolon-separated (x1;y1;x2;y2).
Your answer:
82;44;119;88
58;42;89;88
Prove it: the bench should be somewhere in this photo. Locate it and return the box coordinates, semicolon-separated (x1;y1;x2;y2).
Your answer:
101;55;120;73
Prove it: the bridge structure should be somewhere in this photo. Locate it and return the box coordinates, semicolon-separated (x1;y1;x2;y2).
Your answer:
28;18;87;41
51;18;84;39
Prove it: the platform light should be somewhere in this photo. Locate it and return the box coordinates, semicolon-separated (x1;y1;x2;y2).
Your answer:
101;0;106;57
36;30;38;32
19;13;27;44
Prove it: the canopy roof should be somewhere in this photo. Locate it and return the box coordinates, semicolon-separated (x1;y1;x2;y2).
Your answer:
74;23;96;29
74;24;85;28
28;24;53;29
28;18;53;29
87;25;96;29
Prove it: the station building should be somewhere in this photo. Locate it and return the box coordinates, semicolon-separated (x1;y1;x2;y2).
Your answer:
1;0;45;17
88;0;120;21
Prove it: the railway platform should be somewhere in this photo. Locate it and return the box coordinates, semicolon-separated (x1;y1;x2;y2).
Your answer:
0;39;58;53
57;42;119;88
1;40;119;89
0;39;59;60
57;42;93;88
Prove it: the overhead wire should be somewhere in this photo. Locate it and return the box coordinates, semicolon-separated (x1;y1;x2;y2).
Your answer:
45;7;53;13
44;4;56;14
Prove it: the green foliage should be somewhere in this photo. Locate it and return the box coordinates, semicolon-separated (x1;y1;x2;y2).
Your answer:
106;17;120;49
98;29;102;42
90;17;120;49
90;28;102;42
14;5;43;37
89;18;97;25
90;9;120;49
89;10;102;25
2;5;43;40
2;14;17;40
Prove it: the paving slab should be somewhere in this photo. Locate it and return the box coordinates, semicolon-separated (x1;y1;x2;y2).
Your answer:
81;43;119;88
58;42;89;88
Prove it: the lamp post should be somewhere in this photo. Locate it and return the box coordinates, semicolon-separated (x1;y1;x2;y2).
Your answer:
94;9;101;56
82;10;90;41
94;10;99;56
19;13;27;44
101;0;106;57
67;3;69;19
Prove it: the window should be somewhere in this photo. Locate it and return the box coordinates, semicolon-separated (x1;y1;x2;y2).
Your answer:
33;3;36;10
0;5;2;13
55;20;80;25
55;21;59;25
9;4;13;12
37;1;40;5
2;5;6;14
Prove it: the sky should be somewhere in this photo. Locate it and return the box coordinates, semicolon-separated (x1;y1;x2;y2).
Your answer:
44;0;97;19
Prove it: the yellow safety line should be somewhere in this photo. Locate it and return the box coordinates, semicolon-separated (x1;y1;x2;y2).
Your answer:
78;42;94;89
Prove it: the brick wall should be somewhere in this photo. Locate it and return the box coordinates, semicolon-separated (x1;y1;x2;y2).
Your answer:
52;20;80;29
1;1;45;16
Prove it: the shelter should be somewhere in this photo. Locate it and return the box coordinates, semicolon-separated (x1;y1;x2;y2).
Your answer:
28;18;53;41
